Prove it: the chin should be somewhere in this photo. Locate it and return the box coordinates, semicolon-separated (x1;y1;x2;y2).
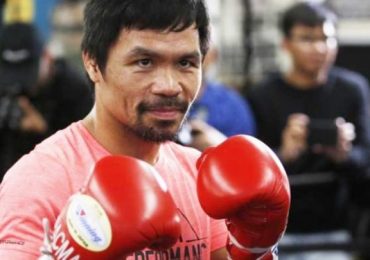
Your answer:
305;67;323;77
135;125;179;143
140;130;177;143
131;117;182;143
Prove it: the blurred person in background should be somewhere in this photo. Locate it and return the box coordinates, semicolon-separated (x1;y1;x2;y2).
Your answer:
247;2;370;259
50;0;87;72
34;0;60;42
179;40;256;151
0;22;93;180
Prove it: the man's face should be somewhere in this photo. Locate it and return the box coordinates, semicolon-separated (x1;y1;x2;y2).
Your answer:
92;27;202;142
284;22;338;76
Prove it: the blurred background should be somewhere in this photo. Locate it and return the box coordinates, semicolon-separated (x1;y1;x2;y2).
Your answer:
3;0;369;92
205;0;370;93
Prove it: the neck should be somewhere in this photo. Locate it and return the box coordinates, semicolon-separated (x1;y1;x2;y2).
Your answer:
285;68;328;89
82;107;161;165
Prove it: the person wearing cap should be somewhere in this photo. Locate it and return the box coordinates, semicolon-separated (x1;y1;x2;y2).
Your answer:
0;22;93;179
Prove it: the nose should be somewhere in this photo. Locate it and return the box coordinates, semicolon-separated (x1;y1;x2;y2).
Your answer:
151;68;182;97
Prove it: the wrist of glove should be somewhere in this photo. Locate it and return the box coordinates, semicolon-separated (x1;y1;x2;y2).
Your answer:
225;219;281;260
227;237;278;260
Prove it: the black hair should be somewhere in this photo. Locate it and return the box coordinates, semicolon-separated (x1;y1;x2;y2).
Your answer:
81;0;210;73
279;2;337;37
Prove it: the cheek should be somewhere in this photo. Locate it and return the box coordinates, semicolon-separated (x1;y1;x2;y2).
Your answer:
108;92;141;126
113;90;139;117
98;80;137;120
108;72;141;107
292;50;310;65
186;72;202;100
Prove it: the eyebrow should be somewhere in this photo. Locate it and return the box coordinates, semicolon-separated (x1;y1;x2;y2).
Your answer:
126;47;201;61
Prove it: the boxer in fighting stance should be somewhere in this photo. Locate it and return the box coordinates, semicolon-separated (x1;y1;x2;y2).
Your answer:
0;0;290;259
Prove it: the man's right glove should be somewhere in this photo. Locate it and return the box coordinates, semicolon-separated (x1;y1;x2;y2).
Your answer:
45;155;181;259
197;135;291;259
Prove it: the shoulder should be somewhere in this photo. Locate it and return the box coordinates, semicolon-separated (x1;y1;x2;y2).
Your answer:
0;122;101;252
0;148;72;206
0;125;82;254
4;124;75;178
33;122;85;160
0;141;75;258
246;73;284;108
201;81;234;101
2;124;72;188
257;72;283;87
331;67;369;89
329;67;370;102
210;82;250;106
2;122;96;189
249;72;283;96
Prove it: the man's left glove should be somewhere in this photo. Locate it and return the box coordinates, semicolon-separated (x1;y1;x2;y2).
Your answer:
197;135;291;259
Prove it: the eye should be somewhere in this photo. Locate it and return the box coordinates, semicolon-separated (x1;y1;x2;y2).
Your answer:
137;58;153;68
178;59;195;69
300;36;316;44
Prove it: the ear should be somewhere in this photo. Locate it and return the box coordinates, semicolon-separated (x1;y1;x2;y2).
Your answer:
82;51;101;83
281;37;291;52
203;46;219;71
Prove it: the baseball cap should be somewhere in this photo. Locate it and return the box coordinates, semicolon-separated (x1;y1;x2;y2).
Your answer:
0;22;43;96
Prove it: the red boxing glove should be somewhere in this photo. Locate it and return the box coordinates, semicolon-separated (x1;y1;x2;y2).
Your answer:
197;135;290;259
50;155;181;259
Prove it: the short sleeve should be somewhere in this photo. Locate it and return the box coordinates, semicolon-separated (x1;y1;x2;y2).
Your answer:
0;152;72;258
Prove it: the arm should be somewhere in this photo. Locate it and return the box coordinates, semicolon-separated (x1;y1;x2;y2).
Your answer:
0;249;39;260
346;79;370;170
0;153;72;258
321;76;370;171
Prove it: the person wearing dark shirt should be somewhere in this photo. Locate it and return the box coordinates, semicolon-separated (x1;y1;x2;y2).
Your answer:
250;68;370;177
0;23;93;179
247;2;370;258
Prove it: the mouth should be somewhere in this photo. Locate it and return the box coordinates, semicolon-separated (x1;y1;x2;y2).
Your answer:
308;55;326;64
311;58;324;64
146;107;183;121
139;98;188;121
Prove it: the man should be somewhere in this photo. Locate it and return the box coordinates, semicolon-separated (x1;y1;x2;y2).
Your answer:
0;22;93;179
248;1;370;258
0;0;289;259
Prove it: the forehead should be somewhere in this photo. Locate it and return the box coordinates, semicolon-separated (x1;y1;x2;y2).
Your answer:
291;22;336;36
113;27;201;56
